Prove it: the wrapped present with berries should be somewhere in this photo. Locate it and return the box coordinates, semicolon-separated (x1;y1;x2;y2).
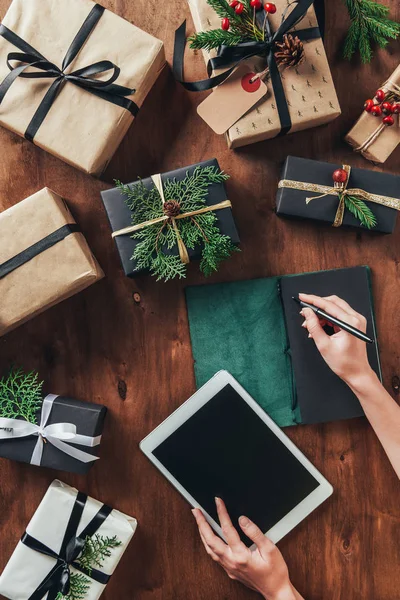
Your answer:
174;0;341;148
0;0;165;175
100;158;240;281
275;155;400;233
0;367;107;474
345;66;400;164
0;479;137;600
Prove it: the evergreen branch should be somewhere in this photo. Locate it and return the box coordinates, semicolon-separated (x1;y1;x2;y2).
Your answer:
78;535;122;575
0;367;43;424
56;574;90;600
344;195;377;229
343;0;400;62
189;29;244;50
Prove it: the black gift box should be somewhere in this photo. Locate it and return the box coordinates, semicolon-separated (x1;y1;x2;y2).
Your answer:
276;156;400;234
0;396;106;474
100;158;240;277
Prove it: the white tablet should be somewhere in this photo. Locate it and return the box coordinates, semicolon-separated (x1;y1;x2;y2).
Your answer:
140;370;333;545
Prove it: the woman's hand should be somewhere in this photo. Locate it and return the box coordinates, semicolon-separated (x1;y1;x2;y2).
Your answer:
299;293;376;390
192;498;303;600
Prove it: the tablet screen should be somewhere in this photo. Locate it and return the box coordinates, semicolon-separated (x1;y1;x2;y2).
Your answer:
153;384;320;545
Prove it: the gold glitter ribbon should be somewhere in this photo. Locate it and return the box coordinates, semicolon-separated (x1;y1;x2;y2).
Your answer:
112;174;232;263
278;164;400;227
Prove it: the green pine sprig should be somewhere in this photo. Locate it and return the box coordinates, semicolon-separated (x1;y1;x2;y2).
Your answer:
116;166;239;282
189;29;244;51
56;574;91;600
0;367;43;424
343;0;400;63
344;194;378;229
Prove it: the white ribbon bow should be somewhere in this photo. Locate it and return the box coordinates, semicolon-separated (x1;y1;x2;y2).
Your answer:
0;394;101;466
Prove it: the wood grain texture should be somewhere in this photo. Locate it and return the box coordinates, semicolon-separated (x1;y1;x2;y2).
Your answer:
0;1;400;599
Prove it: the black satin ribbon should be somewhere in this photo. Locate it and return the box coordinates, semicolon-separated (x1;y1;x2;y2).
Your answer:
0;223;80;280
0;3;138;143
173;0;320;135
22;491;113;600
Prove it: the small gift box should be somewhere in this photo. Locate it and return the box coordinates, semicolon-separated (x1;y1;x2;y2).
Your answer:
182;0;340;148
0;479;137;600
100;158;240;281
0;187;104;336
0;368;106;474
0;0;165;175
275;156;400;233
345;65;400;164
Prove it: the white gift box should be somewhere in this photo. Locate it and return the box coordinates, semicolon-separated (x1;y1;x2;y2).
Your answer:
0;480;137;600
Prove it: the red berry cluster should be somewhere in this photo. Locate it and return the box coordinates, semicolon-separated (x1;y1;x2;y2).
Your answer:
221;1;276;31
364;89;400;127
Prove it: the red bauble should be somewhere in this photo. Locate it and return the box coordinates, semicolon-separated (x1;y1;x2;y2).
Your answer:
221;17;230;30
235;2;244;13
375;89;386;102
332;169;348;184
264;2;277;13
381;101;393;114
383;115;395;126
229;0;239;6
364;99;374;113
250;0;262;8
392;103;400;114
371;105;382;117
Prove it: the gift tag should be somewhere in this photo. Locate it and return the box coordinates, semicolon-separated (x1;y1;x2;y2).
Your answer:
197;65;268;135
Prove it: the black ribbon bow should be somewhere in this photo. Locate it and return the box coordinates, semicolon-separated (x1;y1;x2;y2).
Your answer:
173;0;321;136
22;491;113;600
0;3;138;143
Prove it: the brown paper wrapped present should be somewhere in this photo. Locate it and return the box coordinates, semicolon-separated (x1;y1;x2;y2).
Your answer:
187;0;341;148
0;188;104;336
345;65;400;164
0;0;165;175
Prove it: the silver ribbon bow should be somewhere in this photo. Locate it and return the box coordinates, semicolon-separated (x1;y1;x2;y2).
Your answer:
0;394;101;466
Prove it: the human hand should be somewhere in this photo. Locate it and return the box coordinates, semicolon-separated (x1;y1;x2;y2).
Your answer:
299;293;375;389
192;498;302;600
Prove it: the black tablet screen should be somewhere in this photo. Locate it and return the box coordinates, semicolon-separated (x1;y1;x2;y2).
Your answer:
153;384;320;545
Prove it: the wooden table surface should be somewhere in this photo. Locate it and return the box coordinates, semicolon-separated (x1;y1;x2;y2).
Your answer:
0;1;400;599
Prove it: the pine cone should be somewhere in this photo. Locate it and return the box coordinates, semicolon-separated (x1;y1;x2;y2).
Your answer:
163;200;181;218
274;34;305;69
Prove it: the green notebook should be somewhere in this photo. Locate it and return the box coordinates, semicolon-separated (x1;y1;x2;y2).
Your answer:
186;266;381;428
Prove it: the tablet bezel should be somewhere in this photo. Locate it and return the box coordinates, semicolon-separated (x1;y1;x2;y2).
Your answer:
140;370;333;545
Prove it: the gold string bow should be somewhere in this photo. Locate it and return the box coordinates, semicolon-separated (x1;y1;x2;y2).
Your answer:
112;174;232;263
278;164;400;227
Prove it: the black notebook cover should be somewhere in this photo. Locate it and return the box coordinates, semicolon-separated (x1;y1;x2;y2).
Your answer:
280;266;381;424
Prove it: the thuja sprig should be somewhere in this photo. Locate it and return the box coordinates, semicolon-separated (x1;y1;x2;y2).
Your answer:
56;574;90;600
343;0;400;63
0;367;43;424
116;166;239;282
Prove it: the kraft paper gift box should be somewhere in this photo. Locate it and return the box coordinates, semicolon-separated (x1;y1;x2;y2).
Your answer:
0;0;165;176
275;156;400;234
345;65;400;164
0;187;104;336
0;479;137;600
187;0;341;148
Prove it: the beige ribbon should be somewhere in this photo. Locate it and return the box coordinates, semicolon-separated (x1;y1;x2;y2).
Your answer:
278;164;400;227
112;174;232;264
355;78;400;156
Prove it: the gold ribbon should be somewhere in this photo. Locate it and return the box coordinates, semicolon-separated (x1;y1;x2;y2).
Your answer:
112;174;232;263
278;164;400;227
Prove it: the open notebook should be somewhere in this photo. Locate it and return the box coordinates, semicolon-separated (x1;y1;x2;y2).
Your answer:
186;266;381;427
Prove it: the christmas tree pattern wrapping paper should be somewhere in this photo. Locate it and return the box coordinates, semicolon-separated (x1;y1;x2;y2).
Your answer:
0;480;137;600
0;0;165;176
345;65;400;164
275;156;400;233
187;0;341;148
0;188;104;336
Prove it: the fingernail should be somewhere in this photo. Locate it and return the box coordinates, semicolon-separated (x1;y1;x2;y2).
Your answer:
301;321;307;328
308;333;312;338
299;309;304;316
215;496;221;504
239;516;249;527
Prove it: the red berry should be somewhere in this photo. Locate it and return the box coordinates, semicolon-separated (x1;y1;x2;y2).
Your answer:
221;17;230;30
229;0;238;6
364;99;374;113
392;103;400;114
332;169;348;184
250;0;262;8
264;2;277;12
383;115;395;126
381;101;393;114
371;105;382;117
235;2;244;13
375;89;386;102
